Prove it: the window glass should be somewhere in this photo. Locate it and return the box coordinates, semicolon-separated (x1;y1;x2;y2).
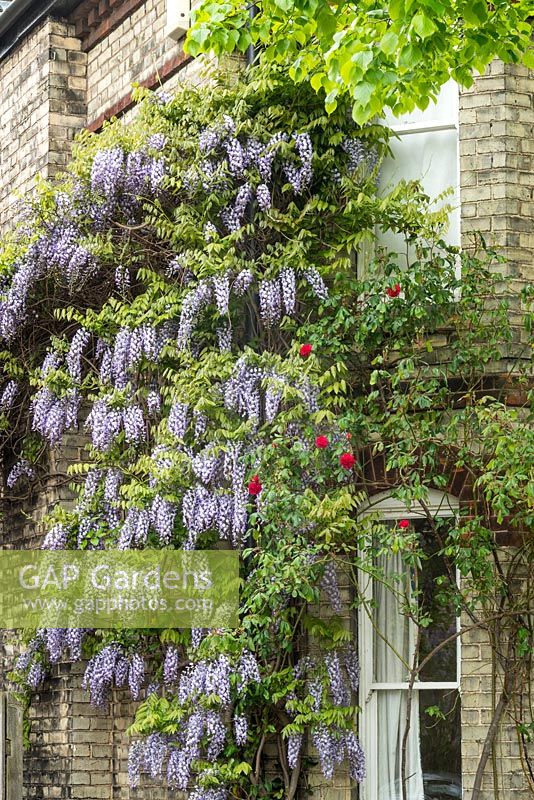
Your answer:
419;689;462;799
372;520;457;683
378;129;459;257
375;81;459;265
373;551;412;682
417;522;458;683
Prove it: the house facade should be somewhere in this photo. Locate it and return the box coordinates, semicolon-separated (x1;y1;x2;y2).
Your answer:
0;1;532;798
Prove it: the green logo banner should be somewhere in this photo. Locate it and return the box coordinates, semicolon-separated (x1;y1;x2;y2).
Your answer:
0;550;239;629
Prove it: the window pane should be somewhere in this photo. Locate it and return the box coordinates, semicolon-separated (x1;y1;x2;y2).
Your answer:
383;81;458;130
372;520;458;683
420;689;462;798
416;521;457;683
375;688;462;800
376;689;423;800
373;552;412;682
377;128;459;259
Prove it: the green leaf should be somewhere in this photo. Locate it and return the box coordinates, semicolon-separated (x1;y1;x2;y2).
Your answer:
411;10;437;39
379;30;399;55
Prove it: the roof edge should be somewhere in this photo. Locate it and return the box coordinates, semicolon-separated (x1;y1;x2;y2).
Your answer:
0;0;81;60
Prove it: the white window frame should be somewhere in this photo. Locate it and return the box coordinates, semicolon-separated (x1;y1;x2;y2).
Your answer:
358;489;461;800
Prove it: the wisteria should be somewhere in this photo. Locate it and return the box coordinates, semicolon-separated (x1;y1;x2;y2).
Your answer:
150;494;177;544
343;644;360;693
128;740;144;789
256;183;271;211
167;747;191;790
325;651;350;706
177;280;212;349
287;733;303;769
0;80;390;798
143;732;168;778
279;267;296;314
311;725;347;780
123;404;145;444
221;182;253;232
163;645;180;685
6;458;35;488
233;714;248;746
118;506;150;549
42;523;69;550
66;628;86;661
31;386;80;446
236;650;261;693
168;400;189;438
284;133;313;193
320;560;342;614
304;266;329;301
233;268;254;295
259;278;282;326
86;398;122;451
0;379;18;410
147;389;162;415
345;729;366;782
27;662;46;690
66;328;91;383
90;144;167;222
81;645;145;707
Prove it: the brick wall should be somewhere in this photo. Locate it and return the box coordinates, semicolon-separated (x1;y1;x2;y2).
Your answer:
84;0;190;127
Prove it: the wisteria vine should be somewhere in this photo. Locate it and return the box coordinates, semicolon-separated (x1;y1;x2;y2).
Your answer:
1;66;459;798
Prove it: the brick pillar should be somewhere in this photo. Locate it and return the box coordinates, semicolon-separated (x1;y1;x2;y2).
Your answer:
459;60;534;800
0;17;87;234
460;60;534;339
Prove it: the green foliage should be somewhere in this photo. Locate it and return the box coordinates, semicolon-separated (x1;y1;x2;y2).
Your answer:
186;1;534;123
2;63;534;795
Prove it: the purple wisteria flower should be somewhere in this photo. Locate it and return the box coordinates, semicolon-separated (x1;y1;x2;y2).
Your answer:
7;458;35;488
287;733;303;769
233;714;248;746
66;328;91;383
27;662;45;689
128;740;144;789
150;494;176;544
0;379;18;410
163;646;180;685
320;560;342;614
42;523;69;550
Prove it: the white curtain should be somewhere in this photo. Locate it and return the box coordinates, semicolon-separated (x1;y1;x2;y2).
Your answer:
374;553;424;800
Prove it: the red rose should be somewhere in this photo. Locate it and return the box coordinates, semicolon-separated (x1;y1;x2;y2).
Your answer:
398;519;410;529
345;432;352;440
386;284;401;298
315;435;329;449
339;452;355;470
248;475;262;496
299;343;313;358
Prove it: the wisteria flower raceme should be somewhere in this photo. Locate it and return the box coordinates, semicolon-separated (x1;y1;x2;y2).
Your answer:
6;458;35;488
